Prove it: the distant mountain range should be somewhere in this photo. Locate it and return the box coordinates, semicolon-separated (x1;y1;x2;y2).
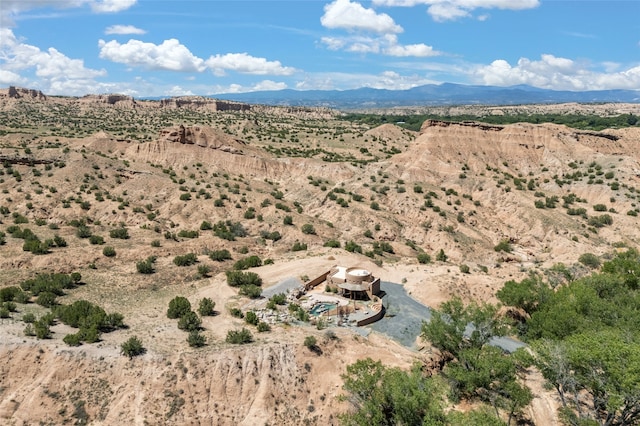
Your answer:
209;83;640;109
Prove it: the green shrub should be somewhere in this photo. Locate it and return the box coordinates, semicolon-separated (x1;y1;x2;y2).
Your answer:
103;246;116;257
292;241;307;251
209;249;232;261
167;296;191;319
136;256;156;274
257;322;271;332
36;291;57;308
303;335;317;350
233;255;262;270
226;328;253;344
197;264;211;277
260;230;281;241
436;249;447;262
187;331;206;347
63;333;82;346
174;253;198;266
239;284;262;299
177;229;199;239
177;311;201;332
53;235;67;247
89;235;105;245
121;336;145;358
22;312;36;323
417;253;431;264
578;253;601;269
226;271;262;287
212;220;246;241
301;224;316;235
344;241;362;253
245;311;259;325
324;239;341;248
229;307;244;318
197;298;216;316
0;286;20;302
459;264;470;274
494;239;513;253
270;293;287;305
109;228;129;239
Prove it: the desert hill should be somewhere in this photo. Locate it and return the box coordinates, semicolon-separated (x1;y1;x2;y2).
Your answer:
1;90;639;424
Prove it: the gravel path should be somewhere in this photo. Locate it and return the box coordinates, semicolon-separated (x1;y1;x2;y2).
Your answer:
261;277;303;298
367;282;526;352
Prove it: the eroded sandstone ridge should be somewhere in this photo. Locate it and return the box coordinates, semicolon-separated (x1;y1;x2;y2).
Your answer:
0;86;47;100
158;124;246;154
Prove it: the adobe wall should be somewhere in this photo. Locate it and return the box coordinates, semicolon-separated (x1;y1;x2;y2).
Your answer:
304;271;331;290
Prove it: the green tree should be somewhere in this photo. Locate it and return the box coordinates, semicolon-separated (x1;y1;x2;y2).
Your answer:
496;274;552;316
197;297;216;316
445;346;532;424
421;297;505;359
34;318;52;339
173;253;198;266
245;311;259;326
136;257;156;274
177;310;201;332
226;328;253;344
239;284;262;299
436;249;447;262
109;227;129;239
301;223;316;235
303;335;318;352
167;296;191;319
209;249;232;261
339;358;446;426
187;330;206;347
534;330;640;426
121;336;145;358
578;252;601;269
226;271;262;287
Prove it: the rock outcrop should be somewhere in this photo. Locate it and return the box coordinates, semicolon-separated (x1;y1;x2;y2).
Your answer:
79;94;137;108
159;97;250;112
157;124;246;154
0;86;46;100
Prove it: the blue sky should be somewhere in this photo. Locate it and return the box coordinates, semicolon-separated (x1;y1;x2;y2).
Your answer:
1;0;639;97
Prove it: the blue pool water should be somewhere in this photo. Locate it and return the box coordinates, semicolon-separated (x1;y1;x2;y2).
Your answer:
309;303;337;316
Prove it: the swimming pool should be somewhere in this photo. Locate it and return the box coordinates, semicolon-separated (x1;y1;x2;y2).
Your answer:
309;302;337;316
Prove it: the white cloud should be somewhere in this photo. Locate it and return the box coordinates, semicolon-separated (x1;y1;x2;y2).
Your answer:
321;0;403;33
105;25;146;35
384;42;438;57
0;69;27;85
1;0;137;26
294;70;437;91
165;86;195;97
208;80;288;94
0;28;106;94
372;0;539;22
474;54;640;91
205;53;296;76
91;0;137;13
321;33;440;57
98;38;206;72
252;80;288;91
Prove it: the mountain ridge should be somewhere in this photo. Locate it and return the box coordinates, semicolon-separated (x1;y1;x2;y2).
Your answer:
208;83;640;109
